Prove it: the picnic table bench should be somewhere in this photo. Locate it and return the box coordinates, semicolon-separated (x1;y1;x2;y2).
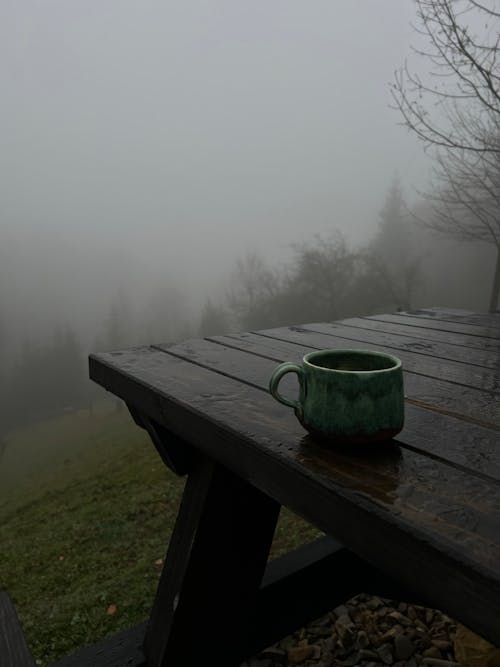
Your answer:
4;308;500;666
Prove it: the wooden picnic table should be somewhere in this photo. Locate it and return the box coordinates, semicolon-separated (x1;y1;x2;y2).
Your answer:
80;307;500;666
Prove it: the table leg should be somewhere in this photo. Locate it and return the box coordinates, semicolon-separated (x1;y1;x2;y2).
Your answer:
144;455;281;667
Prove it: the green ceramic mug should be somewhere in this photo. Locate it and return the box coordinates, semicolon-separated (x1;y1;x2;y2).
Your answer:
269;349;404;443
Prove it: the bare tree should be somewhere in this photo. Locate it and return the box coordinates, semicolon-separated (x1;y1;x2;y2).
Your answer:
227;252;280;328
393;0;500;155
416;125;500;309
289;233;357;321
394;0;500;310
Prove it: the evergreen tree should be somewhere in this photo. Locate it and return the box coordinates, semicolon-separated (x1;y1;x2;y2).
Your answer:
367;180;423;311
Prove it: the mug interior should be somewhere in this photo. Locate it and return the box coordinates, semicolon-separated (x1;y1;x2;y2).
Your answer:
305;349;400;372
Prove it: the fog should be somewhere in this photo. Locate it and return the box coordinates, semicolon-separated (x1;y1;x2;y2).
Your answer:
0;1;494;432
0;2;429;332
2;6;499;664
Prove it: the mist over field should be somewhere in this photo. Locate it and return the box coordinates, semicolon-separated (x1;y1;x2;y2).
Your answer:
0;0;496;434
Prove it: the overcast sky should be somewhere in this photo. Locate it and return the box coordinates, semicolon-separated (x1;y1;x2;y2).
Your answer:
0;1;431;339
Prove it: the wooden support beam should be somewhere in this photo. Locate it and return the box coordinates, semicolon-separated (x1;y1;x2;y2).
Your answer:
126;406;195;475
245;535;419;658
144;457;281;667
47;536;419;667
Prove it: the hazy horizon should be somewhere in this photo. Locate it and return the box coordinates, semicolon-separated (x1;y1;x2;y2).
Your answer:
0;1;471;349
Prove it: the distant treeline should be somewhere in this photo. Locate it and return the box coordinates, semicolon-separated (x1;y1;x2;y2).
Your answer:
198;181;494;336
0;181;494;436
0;327;90;433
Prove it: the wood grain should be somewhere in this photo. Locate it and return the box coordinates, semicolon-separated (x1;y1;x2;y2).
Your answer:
295;321;497;368
370;312;500;339
339;316;500;352
407;308;500;330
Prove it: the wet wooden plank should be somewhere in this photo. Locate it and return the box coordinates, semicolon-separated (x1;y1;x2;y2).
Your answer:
89;346;500;644
161;338;500;481
374;313;500;339
211;333;500;428
252;324;500;394
274;321;497;369
409;308;500;329
339;316;500;353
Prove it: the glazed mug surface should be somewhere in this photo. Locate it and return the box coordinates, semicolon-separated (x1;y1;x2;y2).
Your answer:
269;349;404;443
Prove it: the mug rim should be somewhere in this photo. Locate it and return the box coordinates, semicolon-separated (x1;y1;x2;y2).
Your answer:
303;348;402;374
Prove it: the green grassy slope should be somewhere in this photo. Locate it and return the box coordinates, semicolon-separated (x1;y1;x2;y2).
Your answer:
0;405;320;665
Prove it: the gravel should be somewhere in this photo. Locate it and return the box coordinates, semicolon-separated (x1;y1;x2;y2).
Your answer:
242;594;463;667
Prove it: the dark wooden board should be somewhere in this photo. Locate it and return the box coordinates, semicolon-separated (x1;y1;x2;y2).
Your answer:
290;321;497;369
161;338;500;481
339;316;500;352
145;457;280;667
253;324;500;394
89;346;500;644
211;332;500;429
373;313;500;339
0;591;36;667
408;308;500;330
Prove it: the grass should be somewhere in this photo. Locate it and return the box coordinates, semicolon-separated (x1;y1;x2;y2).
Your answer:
0;403;321;665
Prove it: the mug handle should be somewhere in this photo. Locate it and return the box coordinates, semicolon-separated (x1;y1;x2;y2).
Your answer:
269;362;305;420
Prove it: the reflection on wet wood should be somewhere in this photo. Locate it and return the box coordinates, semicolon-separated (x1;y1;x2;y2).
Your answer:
404;396;500;432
